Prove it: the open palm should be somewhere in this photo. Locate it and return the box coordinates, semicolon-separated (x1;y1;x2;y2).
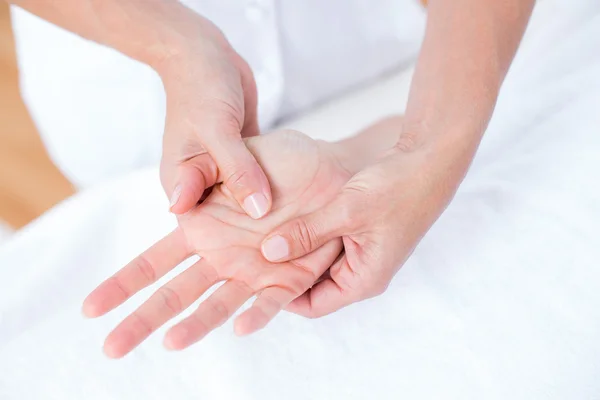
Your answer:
83;131;350;358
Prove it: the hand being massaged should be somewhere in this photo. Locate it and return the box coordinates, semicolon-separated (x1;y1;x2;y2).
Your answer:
83;114;479;358
83;130;354;358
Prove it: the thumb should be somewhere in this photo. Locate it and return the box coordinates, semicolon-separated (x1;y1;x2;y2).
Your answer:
207;131;272;220
162;153;219;214
261;198;351;262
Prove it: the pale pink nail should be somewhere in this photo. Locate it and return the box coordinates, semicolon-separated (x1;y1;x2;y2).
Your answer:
243;193;269;219
261;235;289;262
169;185;182;209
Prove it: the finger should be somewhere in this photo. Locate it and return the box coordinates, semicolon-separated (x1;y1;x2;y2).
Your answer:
164;153;219;215
234;287;292;336
102;258;219;359
234;239;342;336
207;133;272;220
285;255;359;319
164;279;254;350
240;114;260;138
261;197;350;263
82;229;191;318
285;279;345;319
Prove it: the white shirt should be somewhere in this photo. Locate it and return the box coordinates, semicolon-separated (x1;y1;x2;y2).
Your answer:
10;1;425;187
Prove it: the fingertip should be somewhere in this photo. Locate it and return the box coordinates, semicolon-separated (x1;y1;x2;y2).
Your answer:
81;281;123;318
283;294;311;317
163;333;180;351
170;189;209;216
169;160;213;214
169;185;182;209
169;186;195;214
169;203;192;215
81;293;107;319
233;316;258;337
261;235;290;262
163;326;196;351
234;305;272;337
81;301;99;319
233;319;250;337
103;340;126;359
242;192;270;220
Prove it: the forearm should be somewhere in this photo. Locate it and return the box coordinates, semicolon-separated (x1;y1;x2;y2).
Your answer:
7;0;220;72
402;0;535;151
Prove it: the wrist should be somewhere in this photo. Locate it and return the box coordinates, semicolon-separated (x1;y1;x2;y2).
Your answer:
399;81;498;160
327;140;362;176
321;115;405;175
145;8;231;83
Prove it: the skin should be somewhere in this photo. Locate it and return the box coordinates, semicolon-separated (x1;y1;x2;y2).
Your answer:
11;0;537;349
83;118;402;358
262;0;537;317
83;130;350;358
6;0;272;219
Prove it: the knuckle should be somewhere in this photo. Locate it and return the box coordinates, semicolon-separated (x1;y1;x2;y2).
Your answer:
195;266;216;287
133;255;156;284
109;276;131;299
365;280;389;298
282;277;311;297
337;200;358;229
336;267;362;292
290;220;320;254
394;130;422;153
130;311;153;336
257;292;282;314
156;286;183;315
188;312;210;336
231;279;255;297
289;259;319;285
197;98;243;136
224;168;251;192
207;299;230;322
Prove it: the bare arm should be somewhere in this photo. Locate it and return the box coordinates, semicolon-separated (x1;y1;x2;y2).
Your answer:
6;0;218;72
260;0;538;318
6;0;274;220
326;0;535;180
402;0;536;153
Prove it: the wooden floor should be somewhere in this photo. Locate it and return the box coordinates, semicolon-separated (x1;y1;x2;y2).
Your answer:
0;3;74;229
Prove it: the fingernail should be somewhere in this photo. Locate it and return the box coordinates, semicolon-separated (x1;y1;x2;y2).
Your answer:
261;235;289;262
243;193;269;219
169;185;182;210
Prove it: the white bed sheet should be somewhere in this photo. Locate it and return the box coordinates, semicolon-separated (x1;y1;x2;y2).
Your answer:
1;2;600;399
0;222;12;246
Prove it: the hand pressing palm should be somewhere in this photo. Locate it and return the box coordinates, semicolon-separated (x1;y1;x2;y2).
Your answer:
83;131;350;358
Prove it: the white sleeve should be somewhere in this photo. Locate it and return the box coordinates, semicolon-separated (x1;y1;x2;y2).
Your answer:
10;6;166;188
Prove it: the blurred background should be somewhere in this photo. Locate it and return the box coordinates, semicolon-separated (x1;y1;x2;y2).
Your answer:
0;1;427;239
0;2;73;236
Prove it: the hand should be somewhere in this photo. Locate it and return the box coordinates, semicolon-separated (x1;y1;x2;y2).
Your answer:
260;131;478;317
157;16;271;219
83;131;350;358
